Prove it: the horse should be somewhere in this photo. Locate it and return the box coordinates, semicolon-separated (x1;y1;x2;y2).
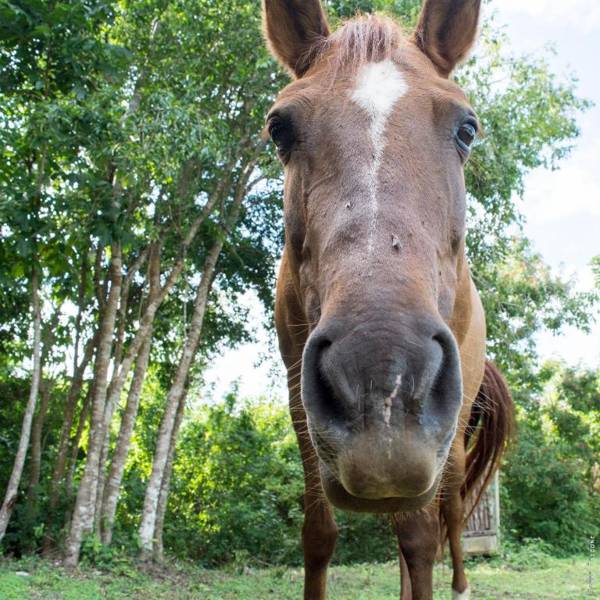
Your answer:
263;1;514;598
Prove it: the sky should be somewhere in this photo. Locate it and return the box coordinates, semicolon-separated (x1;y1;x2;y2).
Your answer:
203;0;600;402
490;0;600;365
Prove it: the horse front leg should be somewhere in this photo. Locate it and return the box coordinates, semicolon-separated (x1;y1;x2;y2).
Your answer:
392;508;439;600
441;442;469;599
289;382;338;600
398;539;413;600
302;488;338;600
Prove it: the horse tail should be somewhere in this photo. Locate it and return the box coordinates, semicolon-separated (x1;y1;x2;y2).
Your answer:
461;360;515;518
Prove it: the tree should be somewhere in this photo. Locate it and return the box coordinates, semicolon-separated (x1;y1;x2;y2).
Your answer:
0;265;42;540
0;0;127;542
1;0;282;563
502;362;600;553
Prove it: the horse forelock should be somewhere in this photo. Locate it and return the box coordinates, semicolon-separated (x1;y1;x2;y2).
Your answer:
305;14;406;77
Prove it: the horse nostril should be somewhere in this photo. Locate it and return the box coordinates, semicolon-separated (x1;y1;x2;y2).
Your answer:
312;336;333;388
315;338;351;421
302;333;336;418
429;328;462;411
315;339;334;397
315;336;333;356
302;330;357;430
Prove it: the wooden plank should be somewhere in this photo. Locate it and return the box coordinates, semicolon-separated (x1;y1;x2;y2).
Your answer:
463;534;498;554
462;472;500;555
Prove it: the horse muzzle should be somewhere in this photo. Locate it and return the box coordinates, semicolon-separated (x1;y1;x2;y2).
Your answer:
300;311;462;509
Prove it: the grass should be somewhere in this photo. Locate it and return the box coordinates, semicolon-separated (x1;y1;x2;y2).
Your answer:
0;553;598;599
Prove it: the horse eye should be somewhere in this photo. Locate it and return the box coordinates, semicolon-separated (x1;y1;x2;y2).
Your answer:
456;120;477;154
268;115;295;158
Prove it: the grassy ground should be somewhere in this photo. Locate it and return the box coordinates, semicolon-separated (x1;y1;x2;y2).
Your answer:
0;554;598;599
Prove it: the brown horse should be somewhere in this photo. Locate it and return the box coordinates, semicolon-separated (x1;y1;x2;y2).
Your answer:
263;1;513;598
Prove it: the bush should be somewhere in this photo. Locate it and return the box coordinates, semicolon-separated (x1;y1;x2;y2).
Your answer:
161;396;397;566
164;397;305;565
501;419;599;554
500;538;554;570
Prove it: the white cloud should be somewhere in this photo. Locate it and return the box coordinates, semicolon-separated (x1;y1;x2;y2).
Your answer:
496;0;600;32
536;327;600;369
520;140;600;223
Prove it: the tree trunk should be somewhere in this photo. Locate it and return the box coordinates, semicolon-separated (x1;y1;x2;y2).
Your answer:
152;392;185;562
42;382;92;556
0;266;43;542
96;243;161;542
27;304;59;499
73;56;150;546
98;196;221;410
99;329;153;544
93;423;112;538
46;336;96;514
24;378;52;552
64;386;92;500
91;247;179;522
89;186;228;528
64;245;122;566
28;378;51;500
137;166;251;557
138;240;223;556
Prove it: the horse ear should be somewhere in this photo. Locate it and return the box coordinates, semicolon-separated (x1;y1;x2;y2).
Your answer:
413;0;481;77
262;0;330;78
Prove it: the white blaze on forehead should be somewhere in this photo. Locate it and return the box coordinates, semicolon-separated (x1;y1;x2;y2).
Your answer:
351;59;408;123
350;59;408;257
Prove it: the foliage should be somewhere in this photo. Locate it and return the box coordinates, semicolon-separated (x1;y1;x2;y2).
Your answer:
502;421;597;554
163;396;396;566
80;533;137;573
165;396;303;565
0;0;286;390
475;238;597;387
1;0;286;558
502;362;600;555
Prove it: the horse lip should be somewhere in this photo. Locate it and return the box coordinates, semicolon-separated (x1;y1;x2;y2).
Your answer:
309;418;452;505
318;460;441;513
